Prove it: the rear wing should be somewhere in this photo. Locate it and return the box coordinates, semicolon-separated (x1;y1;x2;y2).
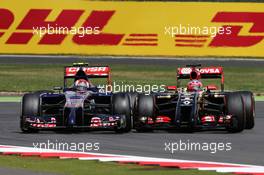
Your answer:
177;67;224;91
64;66;111;87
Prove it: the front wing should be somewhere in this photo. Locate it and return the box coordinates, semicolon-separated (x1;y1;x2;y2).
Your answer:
23;114;127;130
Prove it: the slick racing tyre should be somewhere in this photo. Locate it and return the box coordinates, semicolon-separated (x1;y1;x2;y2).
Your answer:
112;93;132;133
135;94;155;132
20;93;40;133
239;91;255;129
127;92;138;128
226;92;246;133
127;92;138;113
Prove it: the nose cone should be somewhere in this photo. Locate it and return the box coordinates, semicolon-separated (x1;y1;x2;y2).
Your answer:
68;108;76;126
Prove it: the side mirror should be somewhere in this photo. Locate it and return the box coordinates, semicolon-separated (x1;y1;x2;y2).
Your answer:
53;86;63;91
206;85;218;91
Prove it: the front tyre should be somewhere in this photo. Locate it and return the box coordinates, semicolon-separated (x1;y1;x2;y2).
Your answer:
226;92;245;133
239;91;255;129
20;93;40;133
112;93;132;133
135;94;155;132
127;92;139;129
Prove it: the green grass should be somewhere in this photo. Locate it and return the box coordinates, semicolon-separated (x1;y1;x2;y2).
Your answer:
255;96;264;101
0;96;21;102
0;64;263;93
0;155;233;175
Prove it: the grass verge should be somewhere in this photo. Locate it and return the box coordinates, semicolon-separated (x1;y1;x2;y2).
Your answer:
255;96;264;101
0;96;21;102
0;64;263;93
0;155;233;175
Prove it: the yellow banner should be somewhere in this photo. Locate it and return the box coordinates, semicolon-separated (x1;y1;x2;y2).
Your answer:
0;0;264;57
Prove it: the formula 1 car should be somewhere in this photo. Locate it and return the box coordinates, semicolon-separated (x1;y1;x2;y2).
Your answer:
134;64;255;133
20;63;132;133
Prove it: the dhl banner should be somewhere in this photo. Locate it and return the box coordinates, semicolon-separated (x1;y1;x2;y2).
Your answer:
0;0;264;57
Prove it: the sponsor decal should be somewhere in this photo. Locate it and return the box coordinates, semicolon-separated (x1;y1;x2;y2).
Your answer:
210;12;264;47
65;66;110;77
179;67;222;75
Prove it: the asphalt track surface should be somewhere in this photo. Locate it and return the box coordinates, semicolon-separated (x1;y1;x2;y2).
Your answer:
0;102;263;166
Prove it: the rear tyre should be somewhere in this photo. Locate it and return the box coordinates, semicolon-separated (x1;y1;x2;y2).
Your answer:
20;93;40;133
135;94;155;132
127;92;138;128
127;92;138;112
239;91;255;129
226;92;245;133
112;93;132;133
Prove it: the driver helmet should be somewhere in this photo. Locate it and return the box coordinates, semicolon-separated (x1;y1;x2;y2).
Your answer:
187;80;203;92
74;79;90;91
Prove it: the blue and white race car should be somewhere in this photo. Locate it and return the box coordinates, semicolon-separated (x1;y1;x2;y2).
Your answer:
20;63;132;133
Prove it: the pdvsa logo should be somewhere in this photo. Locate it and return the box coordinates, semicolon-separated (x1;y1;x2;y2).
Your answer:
180;68;221;74
199;68;221;74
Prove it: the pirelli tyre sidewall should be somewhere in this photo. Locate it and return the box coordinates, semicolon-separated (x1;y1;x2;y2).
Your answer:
126;92;139;128
112;93;132;133
137;94;155;118
21;93;41;133
135;94;155;132
226;92;246;133
239;91;255;129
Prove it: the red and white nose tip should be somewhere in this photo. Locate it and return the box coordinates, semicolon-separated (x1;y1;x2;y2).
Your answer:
201;116;216;123
90;117;102;127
